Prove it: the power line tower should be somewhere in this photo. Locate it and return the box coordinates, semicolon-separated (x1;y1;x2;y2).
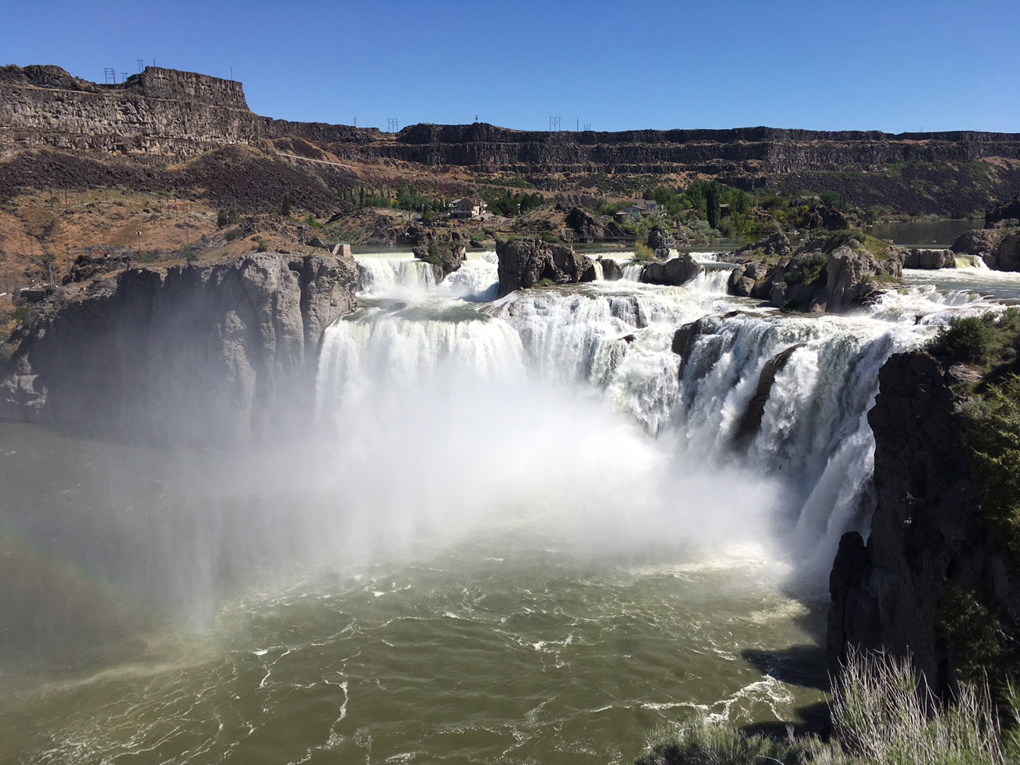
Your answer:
387;117;398;132
121;72;129;83
549;116;561;132
137;59;144;74
583;123;591;131
104;67;116;84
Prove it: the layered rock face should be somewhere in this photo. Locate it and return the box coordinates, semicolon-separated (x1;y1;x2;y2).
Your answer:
0;252;357;445
827;352;1018;692
389;123;1020;176
495;238;596;297
0;65;268;156
4;65;1020;180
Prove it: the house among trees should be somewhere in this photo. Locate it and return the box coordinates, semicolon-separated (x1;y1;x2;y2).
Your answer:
449;198;488;219
614;199;660;222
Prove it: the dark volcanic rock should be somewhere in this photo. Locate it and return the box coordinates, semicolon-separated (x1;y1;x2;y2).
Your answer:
799;205;853;231
407;223;468;277
902;248;956;269
640;253;702;286
827;352;1019;693
598;256;623;281
724;231;793;265
950;227;1020;271
565;208;607;243
647;226;675;253
733;344;805;445
726;231;901;313
495;238;596;297
0;252;357;446
985;193;1020;228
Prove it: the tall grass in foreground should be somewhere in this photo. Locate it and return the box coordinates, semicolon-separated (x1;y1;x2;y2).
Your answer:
637;649;1020;765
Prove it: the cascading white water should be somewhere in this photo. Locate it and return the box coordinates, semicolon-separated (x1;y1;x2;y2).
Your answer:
9;252;1017;765
319;253;1016;579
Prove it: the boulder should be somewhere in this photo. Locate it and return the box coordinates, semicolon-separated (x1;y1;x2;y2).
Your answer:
495;238;596;297
902;248;956;269
647;226;675;252
640;253;702;286
598;256;623;281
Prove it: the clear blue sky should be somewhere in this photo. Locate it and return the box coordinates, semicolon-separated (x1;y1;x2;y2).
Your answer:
2;0;1017;133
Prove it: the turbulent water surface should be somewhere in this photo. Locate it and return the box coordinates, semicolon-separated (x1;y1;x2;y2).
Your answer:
0;251;1015;764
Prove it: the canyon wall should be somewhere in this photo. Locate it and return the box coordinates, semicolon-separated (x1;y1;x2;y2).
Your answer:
828;351;1019;692
3;65;1020;180
0;252;357;446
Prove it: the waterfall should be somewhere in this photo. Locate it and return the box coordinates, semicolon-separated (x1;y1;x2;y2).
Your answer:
315;252;1013;577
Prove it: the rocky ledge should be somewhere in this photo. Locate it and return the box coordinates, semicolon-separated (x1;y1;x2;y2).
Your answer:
495;238;597;297
0;252;357;446
726;230;902;313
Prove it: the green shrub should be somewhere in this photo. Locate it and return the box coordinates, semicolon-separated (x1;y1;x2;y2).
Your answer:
966;375;1020;566
632;241;656;262
11;306;29;323
929;316;994;363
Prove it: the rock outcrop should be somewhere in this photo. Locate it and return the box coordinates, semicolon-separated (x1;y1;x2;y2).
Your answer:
598;256;623;281
727;231;901;313
640;253;702;286
406;224;468;278
827;352;1018;693
495;238;596;297
565;207;607;243
950;228;1020;271
902;248;957;269
0;252;357;446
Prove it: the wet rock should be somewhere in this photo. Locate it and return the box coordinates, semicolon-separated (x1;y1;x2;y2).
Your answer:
950;228;1020;271
640;253;702;286
598;256;623;281
733;344;805;445
827;351;1020;694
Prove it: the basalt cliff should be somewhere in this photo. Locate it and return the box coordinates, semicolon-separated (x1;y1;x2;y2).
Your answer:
828;352;1020;693
0;251;357;446
2;64;1020;213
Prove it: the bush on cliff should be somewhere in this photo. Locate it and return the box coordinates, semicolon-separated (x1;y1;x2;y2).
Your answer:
966;375;1020;567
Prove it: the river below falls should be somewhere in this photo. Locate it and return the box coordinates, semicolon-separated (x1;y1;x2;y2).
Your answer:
1;251;1018;764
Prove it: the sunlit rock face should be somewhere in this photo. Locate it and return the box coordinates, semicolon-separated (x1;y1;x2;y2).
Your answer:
0;252;357;446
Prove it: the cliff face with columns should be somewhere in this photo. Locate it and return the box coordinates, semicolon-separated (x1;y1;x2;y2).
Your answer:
3;64;1020;177
0;65;268;156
